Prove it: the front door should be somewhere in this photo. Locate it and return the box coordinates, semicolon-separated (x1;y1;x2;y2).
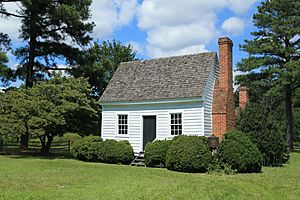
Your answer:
143;116;156;150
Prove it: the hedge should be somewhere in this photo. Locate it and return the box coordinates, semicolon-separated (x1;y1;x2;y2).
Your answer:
217;131;263;173
71;137;134;164
166;135;212;173
70;135;102;161
144;140;172;167
96;140;134;164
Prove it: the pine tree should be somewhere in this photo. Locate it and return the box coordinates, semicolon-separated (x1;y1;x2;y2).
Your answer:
237;0;300;150
0;0;94;148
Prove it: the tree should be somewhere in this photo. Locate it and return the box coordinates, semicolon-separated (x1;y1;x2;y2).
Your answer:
237;0;300;150
14;0;94;88
0;32;14;85
71;40;137;98
0;76;99;155
236;103;289;166
0;0;94;148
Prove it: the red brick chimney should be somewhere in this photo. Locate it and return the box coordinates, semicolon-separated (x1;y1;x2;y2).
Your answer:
212;37;235;138
239;86;249;109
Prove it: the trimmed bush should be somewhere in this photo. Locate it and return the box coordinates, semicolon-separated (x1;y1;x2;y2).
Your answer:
217;131;263;173
236;103;289;166
97;140;134;164
166;136;212;173
71;135;102;161
144;140;172;167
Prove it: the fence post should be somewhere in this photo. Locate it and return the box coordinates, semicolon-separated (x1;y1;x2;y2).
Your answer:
0;139;3;151
68;139;71;150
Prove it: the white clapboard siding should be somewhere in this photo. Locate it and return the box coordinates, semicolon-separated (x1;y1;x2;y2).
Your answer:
102;100;204;153
203;62;219;136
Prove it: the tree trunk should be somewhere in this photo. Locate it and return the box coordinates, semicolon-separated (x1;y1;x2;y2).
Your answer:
285;86;294;151
21;22;37;148
20;120;29;149
40;135;53;155
25;37;35;88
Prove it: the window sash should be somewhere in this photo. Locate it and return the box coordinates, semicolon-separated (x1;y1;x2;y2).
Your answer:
118;115;128;135
170;113;182;135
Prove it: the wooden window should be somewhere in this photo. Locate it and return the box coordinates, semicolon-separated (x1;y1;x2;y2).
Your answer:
170;113;182;135
118;115;128;135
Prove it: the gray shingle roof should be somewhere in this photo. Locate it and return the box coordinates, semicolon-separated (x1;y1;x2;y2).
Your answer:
100;52;218;102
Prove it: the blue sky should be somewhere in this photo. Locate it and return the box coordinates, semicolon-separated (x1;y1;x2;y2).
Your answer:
1;0;262;89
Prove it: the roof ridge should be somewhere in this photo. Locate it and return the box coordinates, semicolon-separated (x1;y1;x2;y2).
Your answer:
121;51;217;65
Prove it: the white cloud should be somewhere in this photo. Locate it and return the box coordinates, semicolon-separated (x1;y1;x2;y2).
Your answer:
137;0;257;58
148;44;207;58
138;0;227;58
227;0;258;14
91;0;138;39
126;41;145;55
222;17;245;36
0;1;138;41
0;2;22;41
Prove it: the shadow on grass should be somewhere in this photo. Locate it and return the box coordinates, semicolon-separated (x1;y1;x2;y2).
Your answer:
0;148;73;160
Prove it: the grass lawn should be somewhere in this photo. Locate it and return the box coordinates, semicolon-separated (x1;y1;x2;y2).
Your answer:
0;153;299;200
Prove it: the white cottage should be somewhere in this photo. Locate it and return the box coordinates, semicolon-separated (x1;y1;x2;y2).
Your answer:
100;37;239;153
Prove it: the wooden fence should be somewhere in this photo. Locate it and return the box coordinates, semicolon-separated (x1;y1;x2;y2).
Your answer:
0;139;71;151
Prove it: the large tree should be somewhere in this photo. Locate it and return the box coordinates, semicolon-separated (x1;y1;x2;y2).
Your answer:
0;76;99;155
237;0;300;150
71;40;137;98
0;0;94;148
15;0;94;88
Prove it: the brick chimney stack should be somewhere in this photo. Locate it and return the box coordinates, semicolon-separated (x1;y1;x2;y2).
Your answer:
212;37;235;138
239;86;249;109
218;37;233;92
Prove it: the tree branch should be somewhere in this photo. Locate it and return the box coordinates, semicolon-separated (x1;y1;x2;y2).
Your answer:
0;10;27;18
44;67;71;71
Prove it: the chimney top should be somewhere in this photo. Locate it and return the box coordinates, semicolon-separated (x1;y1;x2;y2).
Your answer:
239;86;249;109
239;86;249;91
218;37;233;46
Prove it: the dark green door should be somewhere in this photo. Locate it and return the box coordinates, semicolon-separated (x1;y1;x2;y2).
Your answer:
143;116;156;150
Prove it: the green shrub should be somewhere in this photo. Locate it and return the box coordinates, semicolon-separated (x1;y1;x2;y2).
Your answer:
97;140;134;164
166;136;212;173
144;140;172;167
217;131;263;173
70;135;102;161
236;103;289;166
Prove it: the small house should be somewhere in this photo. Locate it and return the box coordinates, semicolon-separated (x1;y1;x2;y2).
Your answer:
100;37;248;153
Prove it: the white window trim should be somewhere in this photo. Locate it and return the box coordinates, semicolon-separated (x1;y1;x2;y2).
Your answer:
170;112;183;136
117;114;128;135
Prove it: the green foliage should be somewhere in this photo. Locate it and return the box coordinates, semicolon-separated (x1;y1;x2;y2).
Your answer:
71;138;134;165
70;136;102;161
217;131;263;173
237;0;300;150
0;33;14;86
166;136;212;173
53;133;82;145
144;140;172;167
96;140;134;164
71;40;137;97
236;103;289;166
0;76;99;154
4;0;94;87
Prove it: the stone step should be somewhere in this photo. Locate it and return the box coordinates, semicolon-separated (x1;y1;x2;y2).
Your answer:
130;152;146;167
